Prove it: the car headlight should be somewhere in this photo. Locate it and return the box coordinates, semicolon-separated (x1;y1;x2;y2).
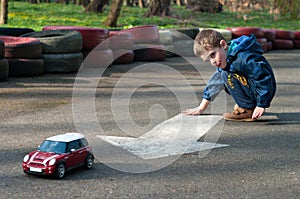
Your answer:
23;155;29;162
49;158;56;166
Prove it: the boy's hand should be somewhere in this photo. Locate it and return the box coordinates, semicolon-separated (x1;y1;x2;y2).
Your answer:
182;107;204;115
252;106;265;119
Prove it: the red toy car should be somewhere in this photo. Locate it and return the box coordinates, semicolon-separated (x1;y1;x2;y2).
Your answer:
22;132;94;179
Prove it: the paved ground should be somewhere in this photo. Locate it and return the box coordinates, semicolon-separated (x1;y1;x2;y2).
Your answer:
0;50;299;198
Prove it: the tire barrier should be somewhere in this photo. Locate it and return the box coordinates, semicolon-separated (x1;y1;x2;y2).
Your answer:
133;44;166;61
227;27;264;39
159;30;173;45
0;40;5;59
0;36;44;77
275;30;295;40
294;31;300;40
0;58;9;81
42;53;83;73
256;38;268;52
263;29;276;42
112;49;134;65
21;30;82;54
8;59;44;77
43;26;110;52
121;25;160;44
83;49;114;68
273;39;294;50
0;36;42;59
293;40;300;49
0;27;34;37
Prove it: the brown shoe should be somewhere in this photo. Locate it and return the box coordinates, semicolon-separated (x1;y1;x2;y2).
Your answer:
223;106;255;122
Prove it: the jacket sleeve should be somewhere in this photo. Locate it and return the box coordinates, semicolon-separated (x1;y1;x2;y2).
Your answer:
241;54;276;108
202;69;225;101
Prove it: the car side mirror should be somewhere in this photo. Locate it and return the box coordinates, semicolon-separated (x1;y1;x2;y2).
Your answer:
70;149;75;153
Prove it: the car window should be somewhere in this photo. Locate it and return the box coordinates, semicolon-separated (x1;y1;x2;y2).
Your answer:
81;138;89;147
38;140;67;154
67;140;81;152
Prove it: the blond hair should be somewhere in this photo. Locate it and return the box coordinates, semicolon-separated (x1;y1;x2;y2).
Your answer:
194;29;227;57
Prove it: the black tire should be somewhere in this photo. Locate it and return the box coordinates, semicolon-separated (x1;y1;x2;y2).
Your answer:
43;53;83;73
0;27;34;37
84;153;94;170
21;30;82;54
0;40;5;59
112;49;134;65
54;163;66;179
0;59;9;81
133;44;166;61
8;59;44;77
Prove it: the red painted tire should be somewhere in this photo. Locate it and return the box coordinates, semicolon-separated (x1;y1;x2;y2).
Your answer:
8;59;44;77
293;40;300;49
83;49;114;68
294;31;300;40
0;40;5;59
0;58;9;81
0;36;42;59
275;30;294;40
273;39;293;50
228;27;264;39
256;38;267;52
133;44;166;61
267;42;273;51
121;25;160;44
263;29;276;42
112;49;134;65
109;31;134;49
43;26;110;51
21;30;82;53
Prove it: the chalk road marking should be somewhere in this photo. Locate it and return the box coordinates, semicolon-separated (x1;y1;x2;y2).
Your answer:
97;114;229;159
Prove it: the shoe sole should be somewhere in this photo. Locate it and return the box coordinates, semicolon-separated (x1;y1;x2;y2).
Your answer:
223;117;256;122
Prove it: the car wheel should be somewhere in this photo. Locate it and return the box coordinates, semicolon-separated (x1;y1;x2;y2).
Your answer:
54;163;66;179
85;154;94;170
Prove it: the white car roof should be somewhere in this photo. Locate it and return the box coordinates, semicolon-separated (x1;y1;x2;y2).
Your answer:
46;133;85;142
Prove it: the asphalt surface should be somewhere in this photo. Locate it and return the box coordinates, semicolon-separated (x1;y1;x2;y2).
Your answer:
0;49;299;198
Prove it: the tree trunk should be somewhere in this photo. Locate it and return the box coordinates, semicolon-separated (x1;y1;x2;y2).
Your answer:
0;0;8;24
85;0;109;13
145;0;170;17
138;0;145;8
104;0;124;27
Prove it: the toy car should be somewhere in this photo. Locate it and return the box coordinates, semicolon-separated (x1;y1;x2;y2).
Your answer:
22;132;94;179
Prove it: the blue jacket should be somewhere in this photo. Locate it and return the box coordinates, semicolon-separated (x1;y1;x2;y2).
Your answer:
202;34;276;108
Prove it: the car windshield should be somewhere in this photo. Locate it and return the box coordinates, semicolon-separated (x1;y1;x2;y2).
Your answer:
38;140;67;154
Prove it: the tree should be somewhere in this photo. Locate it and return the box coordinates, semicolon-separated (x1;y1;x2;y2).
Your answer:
104;0;123;27
145;0;170;17
0;0;8;24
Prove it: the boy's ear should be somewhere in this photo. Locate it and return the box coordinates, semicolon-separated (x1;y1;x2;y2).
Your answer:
220;40;228;49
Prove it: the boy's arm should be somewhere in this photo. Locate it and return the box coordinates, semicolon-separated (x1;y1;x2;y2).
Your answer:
183;98;210;115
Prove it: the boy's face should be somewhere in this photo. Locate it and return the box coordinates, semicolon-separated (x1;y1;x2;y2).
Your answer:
200;40;228;69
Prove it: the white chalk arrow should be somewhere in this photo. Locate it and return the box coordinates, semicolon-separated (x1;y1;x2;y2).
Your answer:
97;114;229;159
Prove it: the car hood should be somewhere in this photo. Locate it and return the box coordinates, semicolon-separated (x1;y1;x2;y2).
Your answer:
29;151;62;163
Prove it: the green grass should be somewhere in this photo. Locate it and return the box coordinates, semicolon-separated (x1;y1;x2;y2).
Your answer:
3;2;300;31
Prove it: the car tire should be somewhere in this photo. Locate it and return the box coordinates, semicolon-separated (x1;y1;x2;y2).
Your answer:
0;36;42;59
54;162;66;179
109;31;134;49
273;39;294;50
112;49;134;65
122;25;160;44
8;59;44;77
133;44;166;61
43;26;110;52
294;31;300;40
228;27;264;39
0;40;5;59
0;58;9;81
84;153;94;170
0;27;34;36
43;53;83;73
275;30;294;40
21;30;83;54
293;40;300;49
263;29;276;42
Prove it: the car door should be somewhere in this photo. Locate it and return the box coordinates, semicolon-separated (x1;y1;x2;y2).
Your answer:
65;140;82;168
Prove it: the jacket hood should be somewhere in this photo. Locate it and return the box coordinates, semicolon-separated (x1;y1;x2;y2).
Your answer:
227;34;264;58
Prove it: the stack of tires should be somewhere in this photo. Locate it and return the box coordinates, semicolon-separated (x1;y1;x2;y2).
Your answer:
122;25;166;61
273;30;294;50
0;40;8;81
262;29;276;51
227;27;268;52
109;31;135;65
0;36;43;77
43;26;113;68
21;30;83;73
294;31;300;49
170;28;199;57
158;29;175;58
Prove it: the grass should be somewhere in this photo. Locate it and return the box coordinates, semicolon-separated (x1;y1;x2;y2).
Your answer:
3;1;300;31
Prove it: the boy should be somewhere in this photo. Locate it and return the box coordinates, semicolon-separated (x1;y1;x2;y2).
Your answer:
183;29;276;121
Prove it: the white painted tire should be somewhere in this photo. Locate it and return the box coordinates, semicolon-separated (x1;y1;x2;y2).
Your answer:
159;30;173;45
